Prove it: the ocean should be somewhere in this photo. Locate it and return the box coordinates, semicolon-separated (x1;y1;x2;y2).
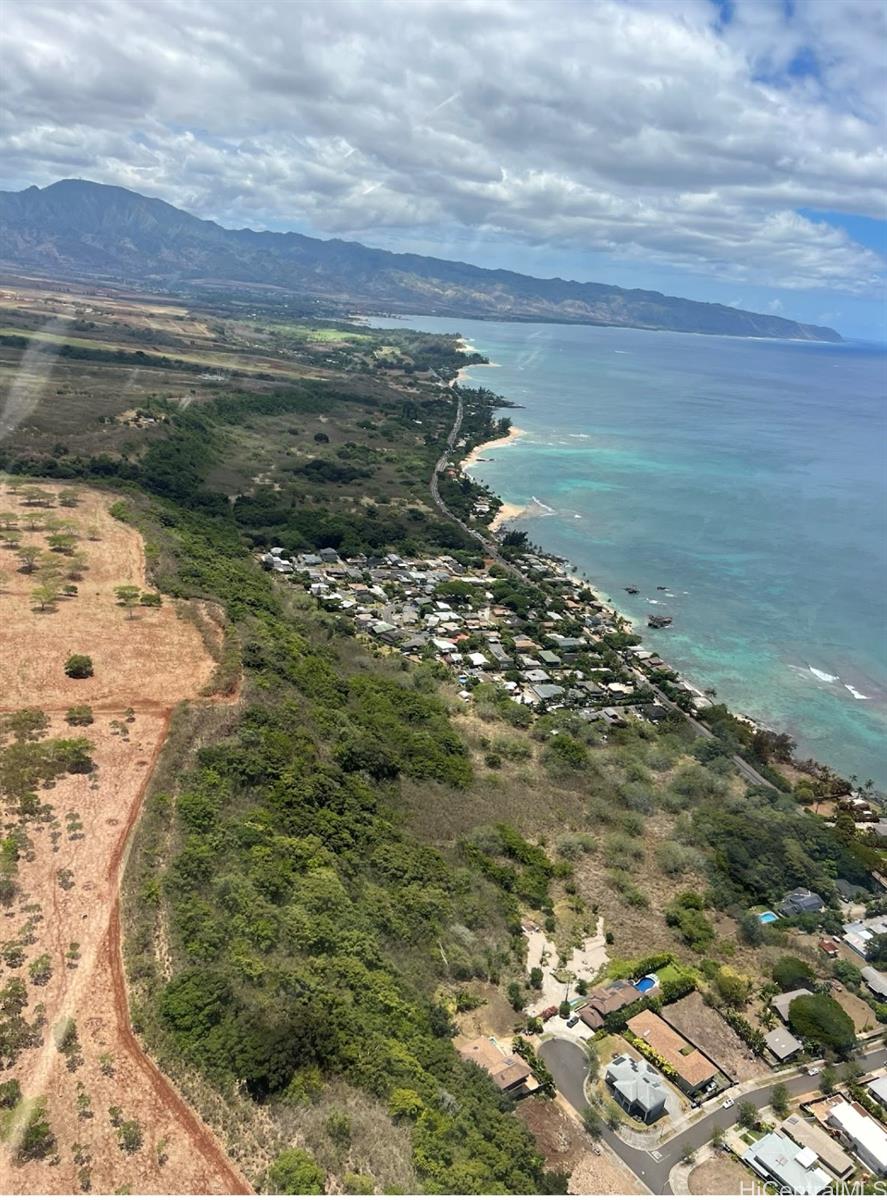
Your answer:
373;314;887;787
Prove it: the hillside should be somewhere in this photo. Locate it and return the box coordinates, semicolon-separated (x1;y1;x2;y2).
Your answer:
0;180;841;341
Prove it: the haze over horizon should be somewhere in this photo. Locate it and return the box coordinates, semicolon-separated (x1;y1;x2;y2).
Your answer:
2;0;886;339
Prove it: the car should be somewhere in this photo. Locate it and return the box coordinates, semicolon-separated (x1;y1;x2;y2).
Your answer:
721;1097;735;1109
566;1015;580;1028
807;1065;819;1076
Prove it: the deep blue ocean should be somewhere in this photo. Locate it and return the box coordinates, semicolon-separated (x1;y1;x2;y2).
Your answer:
374;316;887;787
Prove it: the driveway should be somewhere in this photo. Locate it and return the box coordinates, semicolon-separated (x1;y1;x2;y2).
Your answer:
539;1036;887;1195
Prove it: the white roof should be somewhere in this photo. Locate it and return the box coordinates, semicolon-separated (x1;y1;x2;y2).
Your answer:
828;1101;887;1171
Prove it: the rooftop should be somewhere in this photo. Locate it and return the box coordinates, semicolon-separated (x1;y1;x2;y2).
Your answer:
742;1130;830;1195
626;1010;717;1088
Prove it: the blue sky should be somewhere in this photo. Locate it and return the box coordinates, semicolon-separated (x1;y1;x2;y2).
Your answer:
2;0;885;339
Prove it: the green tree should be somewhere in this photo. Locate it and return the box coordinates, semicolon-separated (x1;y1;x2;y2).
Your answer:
114;584;141;619
32;582;59;612
773;955;815;991
118;1119;143;1153
64;654;93;679
16;1101;55;1162
529;966;543;989
788;993;855;1054
770;1083;790;1118
867;934;887;969
266;1148;326;1195
2;709;49;743
16;545;42;574
582;1105;603;1138
738;1100;758;1130
820;1065;838;1094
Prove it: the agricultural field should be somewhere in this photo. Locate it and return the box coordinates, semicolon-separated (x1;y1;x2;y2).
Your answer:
0;481;244;1194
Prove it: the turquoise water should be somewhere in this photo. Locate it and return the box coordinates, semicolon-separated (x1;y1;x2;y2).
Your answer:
373;316;887;787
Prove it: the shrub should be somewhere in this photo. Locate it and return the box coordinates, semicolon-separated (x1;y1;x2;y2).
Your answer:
0;1078;21;1108
343;1173;374;1194
65;706;94;727
17;1101;55;1161
64;654;93;679
267;1148;326;1195
118;1119;143;1153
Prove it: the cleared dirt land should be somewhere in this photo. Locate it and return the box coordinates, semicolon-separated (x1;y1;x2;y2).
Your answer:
0;483;248;1194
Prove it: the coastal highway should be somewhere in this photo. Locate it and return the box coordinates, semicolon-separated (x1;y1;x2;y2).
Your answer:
436;390;778;790
539;1037;887;1195
645;680;774;790
430;390;535;585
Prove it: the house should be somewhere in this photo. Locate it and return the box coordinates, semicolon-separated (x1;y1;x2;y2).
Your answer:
863;966;887;999
764;1025;803;1062
818;937;840;958
457;1038;539;1099
577;979;641;1032
868;1075;887;1107
779;888;826;918
844;915;887;960
826;1099;887;1174
781;1115;854;1180
771;988;814;1023
605;1054;667;1124
625;1011;718;1096
742;1131;830;1195
529;683;565;704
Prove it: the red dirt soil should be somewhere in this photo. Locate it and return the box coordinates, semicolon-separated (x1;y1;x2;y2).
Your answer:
0;485;249;1194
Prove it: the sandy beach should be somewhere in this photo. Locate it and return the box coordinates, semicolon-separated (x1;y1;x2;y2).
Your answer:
462;423;526;469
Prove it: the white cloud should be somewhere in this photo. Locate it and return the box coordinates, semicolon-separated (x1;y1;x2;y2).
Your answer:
0;0;884;294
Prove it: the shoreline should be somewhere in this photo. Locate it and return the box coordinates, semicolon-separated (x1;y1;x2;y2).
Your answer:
454;399;870;790
461;423;526;470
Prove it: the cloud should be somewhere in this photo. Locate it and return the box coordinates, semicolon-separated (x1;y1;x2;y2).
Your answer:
766;298;784;313
0;0;884;294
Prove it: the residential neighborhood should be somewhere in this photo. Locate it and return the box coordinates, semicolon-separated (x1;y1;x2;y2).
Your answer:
256;535;887;1196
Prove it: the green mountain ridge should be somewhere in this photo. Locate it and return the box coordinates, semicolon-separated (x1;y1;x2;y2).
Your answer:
0;179;841;341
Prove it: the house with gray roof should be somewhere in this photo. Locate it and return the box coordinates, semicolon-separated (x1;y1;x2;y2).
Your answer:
771;988;814;1023
779;888;826;918
605;1054;667;1124
742;1130;830;1194
764;1025;803;1062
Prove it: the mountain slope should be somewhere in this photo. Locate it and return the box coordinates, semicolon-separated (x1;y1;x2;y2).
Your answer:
0;179;841;341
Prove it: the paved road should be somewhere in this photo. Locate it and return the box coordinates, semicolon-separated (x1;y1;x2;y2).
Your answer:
539;1037;887;1195
436;395;784;783
430;391;534;583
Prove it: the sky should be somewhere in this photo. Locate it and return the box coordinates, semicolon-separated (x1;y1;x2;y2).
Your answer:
2;0;886;339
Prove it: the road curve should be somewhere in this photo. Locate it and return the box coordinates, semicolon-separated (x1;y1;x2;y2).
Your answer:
539;1036;887;1196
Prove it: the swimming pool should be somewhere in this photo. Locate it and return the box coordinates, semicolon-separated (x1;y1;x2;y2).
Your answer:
758;911;779;924
635;974;659;993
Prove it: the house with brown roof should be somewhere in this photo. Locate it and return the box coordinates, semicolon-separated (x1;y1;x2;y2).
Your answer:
626;1010;718;1096
457;1038;539;1099
577;978;640;1030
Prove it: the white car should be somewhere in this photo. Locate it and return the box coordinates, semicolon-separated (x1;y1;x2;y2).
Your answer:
721;1097;735;1109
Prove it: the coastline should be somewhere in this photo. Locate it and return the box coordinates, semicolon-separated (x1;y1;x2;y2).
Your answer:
461;423;526;470
454;412;838;780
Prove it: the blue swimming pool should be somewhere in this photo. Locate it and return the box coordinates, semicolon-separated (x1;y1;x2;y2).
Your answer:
758;911;779;924
635;974;659;993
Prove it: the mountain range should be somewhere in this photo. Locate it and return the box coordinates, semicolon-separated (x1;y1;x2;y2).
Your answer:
0;179;841;341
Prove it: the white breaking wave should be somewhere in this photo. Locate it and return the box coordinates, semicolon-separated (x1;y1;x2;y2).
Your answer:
808;665;839;683
530;496;556;514
845;684;870;700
